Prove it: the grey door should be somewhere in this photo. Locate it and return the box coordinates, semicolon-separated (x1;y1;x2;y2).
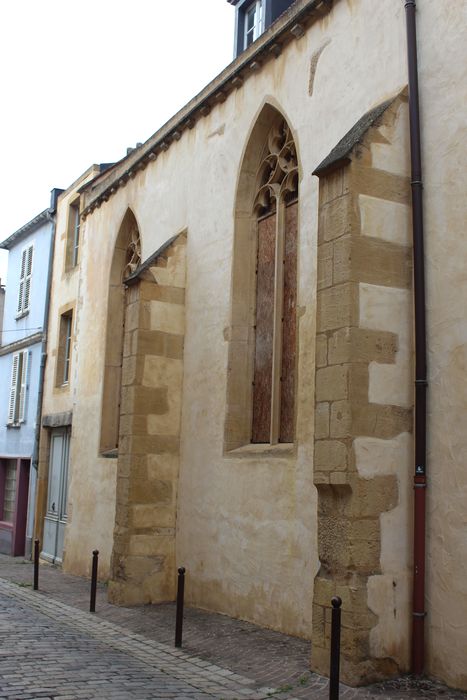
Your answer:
42;427;70;564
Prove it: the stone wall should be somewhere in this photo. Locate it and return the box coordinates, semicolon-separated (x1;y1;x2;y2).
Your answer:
311;96;413;685
108;233;186;605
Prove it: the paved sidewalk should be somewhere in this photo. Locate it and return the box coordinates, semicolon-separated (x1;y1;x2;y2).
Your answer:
1;555;466;700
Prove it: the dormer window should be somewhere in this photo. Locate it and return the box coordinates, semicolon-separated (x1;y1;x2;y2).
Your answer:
229;0;295;58
245;1;264;48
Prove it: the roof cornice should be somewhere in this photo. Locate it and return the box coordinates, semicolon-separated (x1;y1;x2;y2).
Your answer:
81;0;334;219
0;209;53;250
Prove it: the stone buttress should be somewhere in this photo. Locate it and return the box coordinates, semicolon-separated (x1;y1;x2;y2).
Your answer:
108;233;187;605
311;92;414;684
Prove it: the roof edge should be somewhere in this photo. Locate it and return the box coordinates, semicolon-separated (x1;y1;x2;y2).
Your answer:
0;209;53;250
81;0;335;217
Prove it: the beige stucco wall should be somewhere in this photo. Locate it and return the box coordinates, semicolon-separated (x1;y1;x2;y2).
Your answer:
51;0;467;688
419;0;467;690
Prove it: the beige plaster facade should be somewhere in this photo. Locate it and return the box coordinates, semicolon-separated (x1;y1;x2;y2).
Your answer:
35;0;467;691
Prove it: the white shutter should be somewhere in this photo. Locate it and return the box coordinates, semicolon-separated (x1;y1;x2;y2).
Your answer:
17;248;27;314
8;354;19;423
18;351;29;422
23;245;33;311
26;245;33;276
16;245;33;314
17;280;24;314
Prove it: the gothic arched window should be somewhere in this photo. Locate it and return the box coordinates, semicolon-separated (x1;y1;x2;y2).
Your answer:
225;108;299;451
251;119;298;443
100;209;142;455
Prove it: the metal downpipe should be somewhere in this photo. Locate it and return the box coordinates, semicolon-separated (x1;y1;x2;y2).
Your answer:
404;0;428;676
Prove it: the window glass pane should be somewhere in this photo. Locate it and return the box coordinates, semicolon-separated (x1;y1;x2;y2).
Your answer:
247;5;256;31
63;315;72;384
3;460;17;523
72;206;80;267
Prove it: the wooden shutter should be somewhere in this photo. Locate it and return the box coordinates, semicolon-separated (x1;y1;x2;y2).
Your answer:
8;354;20;423
18;351;29;422
252;213;276;443
279;202;298;443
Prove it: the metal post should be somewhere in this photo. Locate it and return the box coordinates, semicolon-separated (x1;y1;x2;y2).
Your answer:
90;550;99;613
175;567;186;647
329;596;342;700
33;539;40;591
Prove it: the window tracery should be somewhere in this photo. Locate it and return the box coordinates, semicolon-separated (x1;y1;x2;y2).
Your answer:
254;120;298;216
123;224;142;278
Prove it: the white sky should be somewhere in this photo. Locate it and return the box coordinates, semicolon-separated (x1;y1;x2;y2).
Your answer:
0;0;236;285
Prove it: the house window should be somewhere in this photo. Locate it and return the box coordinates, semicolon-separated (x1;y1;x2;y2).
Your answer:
56;311;73;386
251;119;298;443
65;198;80;270
7;351;29;425
17;244;33;317
245;0;264;48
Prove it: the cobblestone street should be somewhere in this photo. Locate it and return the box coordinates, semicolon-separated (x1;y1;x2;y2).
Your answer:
1;555;466;700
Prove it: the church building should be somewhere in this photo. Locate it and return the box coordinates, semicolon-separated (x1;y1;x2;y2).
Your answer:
34;0;467;691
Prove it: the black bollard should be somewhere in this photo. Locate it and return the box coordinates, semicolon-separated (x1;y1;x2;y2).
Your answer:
33;539;40;591
175;567;186;647
90;550;99;613
329;596;342;700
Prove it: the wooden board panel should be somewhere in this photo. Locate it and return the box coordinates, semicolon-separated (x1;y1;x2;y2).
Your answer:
280;201;298;443
252;213;276;443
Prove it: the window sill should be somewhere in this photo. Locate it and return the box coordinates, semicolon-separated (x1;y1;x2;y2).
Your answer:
225;442;295;459
54;383;70;393
15;310;29;320
0;520;13;530
100;448;118;459
6;423;22;429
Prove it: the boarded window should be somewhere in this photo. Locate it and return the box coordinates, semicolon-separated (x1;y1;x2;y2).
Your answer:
252;213;276;442
251;119;298;444
279;202;298;443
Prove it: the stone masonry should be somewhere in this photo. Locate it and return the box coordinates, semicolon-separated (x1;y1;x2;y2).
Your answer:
311;94;413;685
109;233;187;605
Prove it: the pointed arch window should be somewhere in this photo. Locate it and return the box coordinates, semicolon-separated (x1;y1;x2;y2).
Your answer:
100;210;142;455
251;119;298;443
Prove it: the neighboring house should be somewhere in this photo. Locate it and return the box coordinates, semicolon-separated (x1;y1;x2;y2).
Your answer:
0;191;62;557
33;0;466;693
34;165;112;566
